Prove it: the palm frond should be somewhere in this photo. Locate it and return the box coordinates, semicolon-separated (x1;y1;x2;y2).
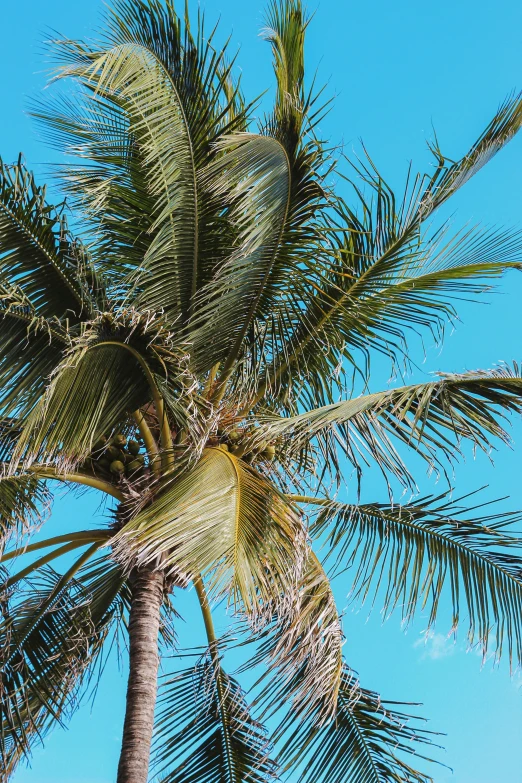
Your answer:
0;157;94;320
263;0;308;151
190;133;292;374
277;662;438;783
153;655;278;783
246;548;343;724
257;364;522;487
419;91;522;216
11;343;149;470
56;41;198;322
0;474;51;551
253;92;522;408
0;557;127;773
199;0;333;398
31;89;156;290
311;490;522;663
0;290;67;420
262;215;521;407
114;447;304;614
46;0;252;322
9;308;192;470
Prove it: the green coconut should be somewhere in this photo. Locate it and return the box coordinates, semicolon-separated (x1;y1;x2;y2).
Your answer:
128;439;140;456
253;441;267;454
110;460;125;475
92;436;107;452
97;456;111;470
262;444;276;461
112;433;127;448
106;445;121;460
126;459;143;475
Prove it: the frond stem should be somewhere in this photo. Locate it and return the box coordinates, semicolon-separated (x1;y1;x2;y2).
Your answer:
1;529;112;564
288;494;332;506
5;538;107;589
193;573;218;649
133;409;161;477
193;573;236;772
31;466;124;501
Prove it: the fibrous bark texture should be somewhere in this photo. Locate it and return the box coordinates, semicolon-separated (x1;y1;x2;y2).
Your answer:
116;567;164;783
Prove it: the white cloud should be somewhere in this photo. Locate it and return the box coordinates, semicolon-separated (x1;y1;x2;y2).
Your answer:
414;630;456;660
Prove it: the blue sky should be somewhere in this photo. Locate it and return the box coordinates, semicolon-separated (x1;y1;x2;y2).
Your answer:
3;0;522;781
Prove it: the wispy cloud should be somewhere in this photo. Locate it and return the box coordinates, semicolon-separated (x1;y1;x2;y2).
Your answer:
414;631;456;660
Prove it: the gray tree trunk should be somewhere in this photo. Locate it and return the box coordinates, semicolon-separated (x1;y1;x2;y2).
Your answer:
117;567;164;783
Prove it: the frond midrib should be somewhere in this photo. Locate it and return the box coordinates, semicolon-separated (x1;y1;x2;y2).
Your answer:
0;200;87;314
325;501;522;612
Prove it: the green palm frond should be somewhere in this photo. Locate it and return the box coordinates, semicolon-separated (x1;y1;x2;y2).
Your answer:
277;662;438;783
12;342;149;470
114;447;303;613
56;41;198;322
258;364;522;486
264;0;309;149
0;157;95;320
105;0;249;166
262;213;521;407
31;89;155;288
419;91;522;216
10;310;192;470
190;133;292;374
201;0;333;400
0;474;50;550
253;92;522;407
0;291;67;420
45;0;252;322
153;656;278;783
311;491;522;663
0;557;127;773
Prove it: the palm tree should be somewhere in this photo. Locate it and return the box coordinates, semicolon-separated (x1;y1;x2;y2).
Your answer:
2;0;522;780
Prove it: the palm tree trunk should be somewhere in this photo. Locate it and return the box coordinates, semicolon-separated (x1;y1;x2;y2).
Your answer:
117;567;164;783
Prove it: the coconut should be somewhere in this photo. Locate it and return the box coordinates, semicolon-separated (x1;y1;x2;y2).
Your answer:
112;433;127;448
106;445;120;460
110;460;125;475
92;436;107;452
262;444;276;461
128;439;140;456
97;456;111;470
228;429;240;443
126;459;143;475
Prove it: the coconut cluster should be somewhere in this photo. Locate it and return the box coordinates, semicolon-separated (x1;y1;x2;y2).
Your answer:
81;433;146;481
207;429;277;463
